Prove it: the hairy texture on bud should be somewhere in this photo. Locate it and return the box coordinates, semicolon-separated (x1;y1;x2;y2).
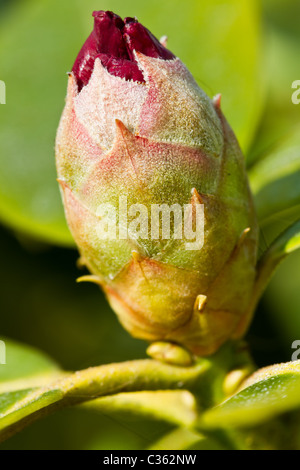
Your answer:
56;11;258;356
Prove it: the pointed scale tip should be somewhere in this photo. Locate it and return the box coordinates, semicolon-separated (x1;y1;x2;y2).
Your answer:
77;275;103;286
160;35;168;47
191;187;203;204
237;227;251;250
194;294;207;312
131;250;143;263
213;93;222;109
115;118;129;131
56;178;67;189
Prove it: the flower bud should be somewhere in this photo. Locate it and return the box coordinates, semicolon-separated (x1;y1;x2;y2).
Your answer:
56;11;258;356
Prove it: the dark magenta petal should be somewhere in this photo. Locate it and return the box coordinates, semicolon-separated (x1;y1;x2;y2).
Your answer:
72;11;128;91
72;10;175;91
72;32;99;91
92;11;127;58
97;54;144;82
123;18;175;61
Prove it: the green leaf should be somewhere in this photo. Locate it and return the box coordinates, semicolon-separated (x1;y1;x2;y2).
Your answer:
255;218;300;296
0;338;64;440
248;0;300;165
81;390;198;428
0;0;262;244
148;427;226;450
0;0;80;245
200;360;300;429
0;338;62;389
242;218;300;333
262;248;300;358
249;130;300;231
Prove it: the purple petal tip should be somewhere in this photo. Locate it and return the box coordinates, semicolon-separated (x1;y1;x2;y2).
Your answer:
72;10;175;91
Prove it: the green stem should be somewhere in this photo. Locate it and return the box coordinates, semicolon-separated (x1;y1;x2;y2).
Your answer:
0;342;252;443
0;358;209;443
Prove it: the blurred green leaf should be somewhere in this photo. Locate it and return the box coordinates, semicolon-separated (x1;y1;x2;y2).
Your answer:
81;390;198;428
256;218;300;287
245;219;300;328
0;0;78;245
260;247;300;360
0;0;263;244
148;427;226;450
0;405;156;450
248;0;300;163
0;338;64;441
249;130;300;233
0;338;61;386
200;360;300;429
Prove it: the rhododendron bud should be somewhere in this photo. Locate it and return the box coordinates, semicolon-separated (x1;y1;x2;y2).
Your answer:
56;10;258;356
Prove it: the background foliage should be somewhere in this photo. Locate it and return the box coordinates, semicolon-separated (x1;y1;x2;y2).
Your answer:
0;0;299;449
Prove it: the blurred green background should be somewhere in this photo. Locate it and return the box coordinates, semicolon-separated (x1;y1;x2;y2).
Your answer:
0;0;299;449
